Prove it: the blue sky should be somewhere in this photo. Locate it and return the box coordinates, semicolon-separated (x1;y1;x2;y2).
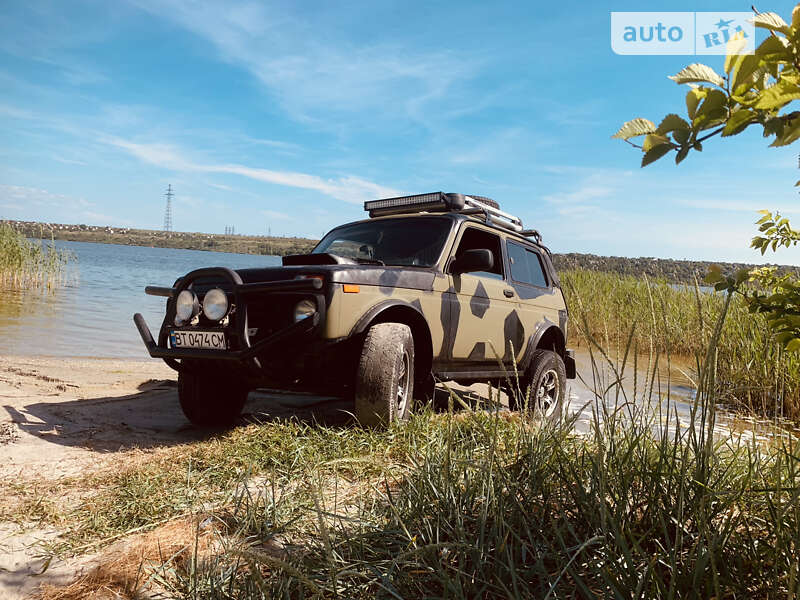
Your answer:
1;0;799;263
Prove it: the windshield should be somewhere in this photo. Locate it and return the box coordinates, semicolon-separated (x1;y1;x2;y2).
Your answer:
313;217;452;267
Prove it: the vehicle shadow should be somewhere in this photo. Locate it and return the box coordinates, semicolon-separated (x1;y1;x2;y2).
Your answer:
2;378;508;455
2;380;357;454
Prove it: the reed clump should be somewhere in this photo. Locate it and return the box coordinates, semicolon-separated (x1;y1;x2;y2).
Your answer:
0;223;74;289
561;269;800;422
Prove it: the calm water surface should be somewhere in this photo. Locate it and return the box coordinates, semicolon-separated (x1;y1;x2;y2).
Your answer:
0;241;280;358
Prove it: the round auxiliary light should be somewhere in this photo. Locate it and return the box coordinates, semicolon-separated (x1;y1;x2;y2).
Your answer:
175;290;198;325
293;299;316;322
203;288;229;321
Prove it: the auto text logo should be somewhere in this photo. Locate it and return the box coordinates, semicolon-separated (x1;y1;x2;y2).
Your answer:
611;12;755;55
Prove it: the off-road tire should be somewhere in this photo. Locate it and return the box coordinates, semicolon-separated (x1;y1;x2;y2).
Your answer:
509;349;565;423
178;371;248;427
354;323;415;427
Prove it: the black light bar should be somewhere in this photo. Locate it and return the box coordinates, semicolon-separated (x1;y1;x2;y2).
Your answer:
364;192;465;217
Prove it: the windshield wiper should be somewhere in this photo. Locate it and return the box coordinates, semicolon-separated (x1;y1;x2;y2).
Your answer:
352;257;385;266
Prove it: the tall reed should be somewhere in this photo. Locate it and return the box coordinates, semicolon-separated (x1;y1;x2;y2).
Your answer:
0;223;74;289
561;269;800;422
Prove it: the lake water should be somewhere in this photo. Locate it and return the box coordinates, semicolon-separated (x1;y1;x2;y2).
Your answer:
0;241;280;358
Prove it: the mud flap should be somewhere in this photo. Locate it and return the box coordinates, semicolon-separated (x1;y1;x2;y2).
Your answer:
564;349;576;379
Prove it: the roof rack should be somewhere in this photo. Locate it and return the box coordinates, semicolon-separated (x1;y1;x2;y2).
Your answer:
363;192;543;243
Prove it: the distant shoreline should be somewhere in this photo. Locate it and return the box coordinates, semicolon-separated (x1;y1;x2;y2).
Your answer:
4;219;797;284
4;219;317;257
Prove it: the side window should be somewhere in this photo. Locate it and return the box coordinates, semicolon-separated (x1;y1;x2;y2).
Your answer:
507;241;549;287
454;227;504;280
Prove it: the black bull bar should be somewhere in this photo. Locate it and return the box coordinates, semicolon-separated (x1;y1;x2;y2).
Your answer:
133;267;325;371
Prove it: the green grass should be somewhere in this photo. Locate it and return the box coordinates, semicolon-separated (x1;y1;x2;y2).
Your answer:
30;268;800;599
561;268;800;422
43;384;800;598
0;223;74;289
142;402;800;598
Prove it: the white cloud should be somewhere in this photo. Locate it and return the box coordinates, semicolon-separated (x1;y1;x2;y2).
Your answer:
105;137;400;204
128;0;477;123
0;184;118;224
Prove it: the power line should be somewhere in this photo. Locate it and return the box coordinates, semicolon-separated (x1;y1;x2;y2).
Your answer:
163;184;174;232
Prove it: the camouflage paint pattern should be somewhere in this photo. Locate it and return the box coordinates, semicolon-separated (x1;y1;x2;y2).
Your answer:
321;216;568;368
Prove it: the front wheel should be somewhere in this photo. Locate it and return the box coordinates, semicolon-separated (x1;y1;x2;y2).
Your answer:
354;323;415;427
178;371;249;427
509;349;565;422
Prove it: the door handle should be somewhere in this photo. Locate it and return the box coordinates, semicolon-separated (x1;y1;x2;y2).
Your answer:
503;289;514;298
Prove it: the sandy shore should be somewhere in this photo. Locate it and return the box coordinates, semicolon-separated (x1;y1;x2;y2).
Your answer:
0;356;348;598
0;354;499;598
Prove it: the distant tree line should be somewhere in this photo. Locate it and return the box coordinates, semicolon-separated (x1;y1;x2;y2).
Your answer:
552;252;800;285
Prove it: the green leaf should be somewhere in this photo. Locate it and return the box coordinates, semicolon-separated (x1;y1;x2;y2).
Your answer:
785;338;800;352
675;146;690;164
705;264;723;284
673;128;691;145
724;35;749;75
770;118;800;147
731;54;761;92
756;34;790;59
643;134;670;151
751;11;791;35
612;118;656;140
641;143;672;167
656;113;690;135
686;88;707;120
754;80;800;110
697;89;727;117
735;268;751;285
722;109;757;137
669;64;725;88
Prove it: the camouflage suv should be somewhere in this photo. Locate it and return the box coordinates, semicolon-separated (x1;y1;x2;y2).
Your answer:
134;192;575;427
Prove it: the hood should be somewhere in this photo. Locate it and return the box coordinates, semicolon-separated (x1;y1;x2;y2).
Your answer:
231;254;438;292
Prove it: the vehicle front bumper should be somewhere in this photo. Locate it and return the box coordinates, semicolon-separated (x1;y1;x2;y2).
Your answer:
133;266;325;372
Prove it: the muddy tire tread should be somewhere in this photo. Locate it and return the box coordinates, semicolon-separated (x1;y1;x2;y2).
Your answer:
354;323;414;427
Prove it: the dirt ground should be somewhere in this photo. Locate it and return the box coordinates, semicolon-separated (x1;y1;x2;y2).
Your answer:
0;354;538;599
0;355;364;599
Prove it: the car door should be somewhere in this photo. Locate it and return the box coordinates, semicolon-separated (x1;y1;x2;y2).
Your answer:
505;240;562;351
447;225;521;365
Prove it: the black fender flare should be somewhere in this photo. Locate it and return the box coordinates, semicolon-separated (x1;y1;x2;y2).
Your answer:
521;319;565;370
350;300;434;383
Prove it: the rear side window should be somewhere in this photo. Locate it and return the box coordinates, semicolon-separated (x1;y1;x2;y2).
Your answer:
507;241;548;287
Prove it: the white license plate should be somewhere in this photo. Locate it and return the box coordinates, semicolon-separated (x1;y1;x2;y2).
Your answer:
170;330;227;350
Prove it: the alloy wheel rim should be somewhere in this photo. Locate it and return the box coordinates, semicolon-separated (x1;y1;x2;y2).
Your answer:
397;352;410;416
536;369;559;418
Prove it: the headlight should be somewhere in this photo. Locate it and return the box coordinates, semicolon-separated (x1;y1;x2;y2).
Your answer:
293;299;316;322
203;288;229;321
175;290;198;325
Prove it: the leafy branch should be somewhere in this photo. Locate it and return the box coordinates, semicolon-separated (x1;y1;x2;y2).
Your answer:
615;3;800;353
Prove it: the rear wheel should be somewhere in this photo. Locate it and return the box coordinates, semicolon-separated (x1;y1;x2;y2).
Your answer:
354;323;415;427
178;371;248;427
509;349;565;422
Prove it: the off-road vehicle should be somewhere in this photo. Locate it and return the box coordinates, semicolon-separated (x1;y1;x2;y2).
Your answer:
134;192;575;427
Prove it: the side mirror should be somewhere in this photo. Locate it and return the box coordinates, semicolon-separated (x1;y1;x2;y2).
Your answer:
450;249;494;275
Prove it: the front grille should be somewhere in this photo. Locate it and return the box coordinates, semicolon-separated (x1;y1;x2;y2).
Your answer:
245;294;307;341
